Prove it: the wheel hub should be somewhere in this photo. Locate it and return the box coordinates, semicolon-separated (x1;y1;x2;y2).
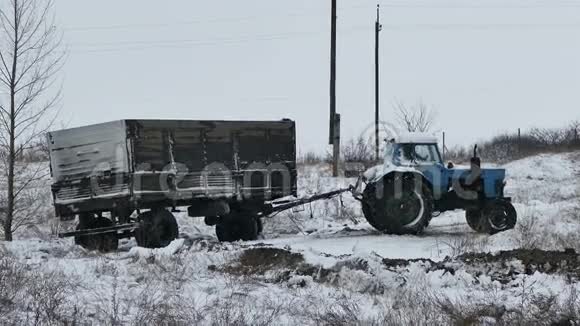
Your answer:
385;191;422;226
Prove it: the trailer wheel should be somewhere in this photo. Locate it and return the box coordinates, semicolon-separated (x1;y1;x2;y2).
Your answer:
362;174;434;235
74;214;119;252
135;209;179;248
215;216;259;242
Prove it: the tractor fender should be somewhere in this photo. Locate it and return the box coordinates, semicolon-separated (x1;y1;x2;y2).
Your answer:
363;164;433;192
363;164;422;184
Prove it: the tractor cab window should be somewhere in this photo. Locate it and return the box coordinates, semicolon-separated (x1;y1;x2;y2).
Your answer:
395;144;442;165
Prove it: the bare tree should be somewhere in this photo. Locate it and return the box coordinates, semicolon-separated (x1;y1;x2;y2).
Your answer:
342;135;374;163
394;100;437;133
0;0;63;241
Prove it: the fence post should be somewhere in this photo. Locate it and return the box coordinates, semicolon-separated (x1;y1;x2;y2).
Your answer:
442;131;446;162
517;128;521;156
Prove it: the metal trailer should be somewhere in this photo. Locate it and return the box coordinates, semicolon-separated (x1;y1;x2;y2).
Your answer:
48;119;300;251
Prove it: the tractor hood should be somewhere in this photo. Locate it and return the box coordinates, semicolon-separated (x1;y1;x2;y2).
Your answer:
448;167;507;198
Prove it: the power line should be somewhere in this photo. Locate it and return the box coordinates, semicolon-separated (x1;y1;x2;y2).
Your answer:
382;22;580;30
63;6;366;33
63;13;316;32
70;21;580;49
67;27;369;54
380;0;580;8
66;21;580;55
63;1;580;33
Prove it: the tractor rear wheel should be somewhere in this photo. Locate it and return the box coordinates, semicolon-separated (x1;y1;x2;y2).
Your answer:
135;209;179;248
362;174;434;235
465;200;517;234
74;214;119;252
361;183;382;231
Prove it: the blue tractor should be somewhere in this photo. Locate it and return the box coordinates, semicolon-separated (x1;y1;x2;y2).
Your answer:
357;133;517;235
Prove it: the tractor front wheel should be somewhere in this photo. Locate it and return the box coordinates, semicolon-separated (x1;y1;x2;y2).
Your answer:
466;200;517;234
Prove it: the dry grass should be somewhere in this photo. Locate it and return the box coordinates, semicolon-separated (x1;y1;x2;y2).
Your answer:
0;255;82;325
440;235;490;258
514;208;543;249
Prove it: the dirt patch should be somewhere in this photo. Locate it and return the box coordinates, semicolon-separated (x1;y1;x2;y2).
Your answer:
381;248;580;283
220;247;580;290
219;248;373;289
457;248;580;278
382;257;438;269
222;248;305;276
458;248;578;267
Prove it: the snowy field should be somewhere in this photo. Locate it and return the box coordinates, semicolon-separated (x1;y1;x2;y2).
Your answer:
1;152;580;324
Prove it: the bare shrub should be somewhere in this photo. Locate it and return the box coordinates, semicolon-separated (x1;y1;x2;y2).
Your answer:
436;296;507;325
342;135;375;163
205;292;291;326
91;265;128;325
558;286;580;324
22;270;80;325
394;100;437;133
555;232;580;253
0;257;28;320
290;293;367;326
306;295;360;326
131;283;202;326
378;286;444;325
298;151;325;165
431;282;580;325
447;121;580;164
440;235;490;257
0;257;81;325
514;209;542;249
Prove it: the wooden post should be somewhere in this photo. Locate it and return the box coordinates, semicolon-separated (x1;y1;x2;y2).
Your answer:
329;0;339;176
329;0;337;145
333;113;341;177
442;131;446;162
518;128;521;155
374;4;381;161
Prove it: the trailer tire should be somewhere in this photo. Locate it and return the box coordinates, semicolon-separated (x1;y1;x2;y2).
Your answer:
74;214;119;252
135;209;179;248
215;216;259;242
362;174;434;235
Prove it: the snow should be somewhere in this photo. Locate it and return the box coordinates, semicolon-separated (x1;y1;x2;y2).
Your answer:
2;151;580;324
393;132;439;144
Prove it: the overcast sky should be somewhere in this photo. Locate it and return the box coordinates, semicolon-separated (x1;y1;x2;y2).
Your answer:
55;0;580;154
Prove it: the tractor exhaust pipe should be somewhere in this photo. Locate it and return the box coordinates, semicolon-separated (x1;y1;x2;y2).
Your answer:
471;144;481;168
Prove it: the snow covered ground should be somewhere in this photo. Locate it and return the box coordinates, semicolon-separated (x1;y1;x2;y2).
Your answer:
1;152;580;324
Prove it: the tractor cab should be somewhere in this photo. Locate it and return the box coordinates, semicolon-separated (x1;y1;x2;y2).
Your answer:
387;133;442;164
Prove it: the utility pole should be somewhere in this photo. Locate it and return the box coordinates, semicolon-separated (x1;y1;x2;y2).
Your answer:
374;4;382;161
329;0;339;176
442;131;446;162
